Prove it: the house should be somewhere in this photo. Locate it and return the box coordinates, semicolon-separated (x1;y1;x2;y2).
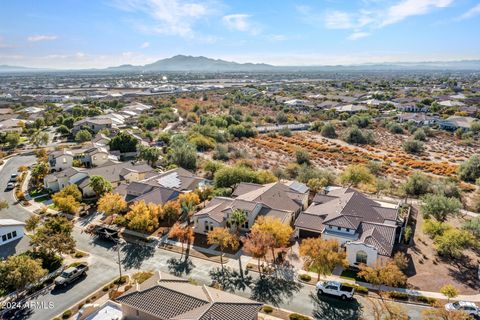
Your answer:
439;116;477;131
72;117;113;135
116;271;261;320
396;113;439;126
114;168;206;206
0;219;25;246
78;146;118;167
194;181;309;235
397;104;429;113
439;100;465;107
284;99;308;107
294;187;401;266
44;161;154;197
48;150;74;171
333;104;368;113
0;118;31;132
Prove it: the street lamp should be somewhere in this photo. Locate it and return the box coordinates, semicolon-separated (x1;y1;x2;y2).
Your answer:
116;238;126;281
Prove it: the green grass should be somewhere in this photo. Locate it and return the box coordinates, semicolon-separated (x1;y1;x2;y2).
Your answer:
29;188;48;198
340;269;364;282
33;195;51;203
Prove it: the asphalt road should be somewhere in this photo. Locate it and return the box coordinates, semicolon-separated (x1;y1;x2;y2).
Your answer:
0;154;431;320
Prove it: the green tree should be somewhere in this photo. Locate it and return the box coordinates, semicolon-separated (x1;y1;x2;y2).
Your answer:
299;238;347;281
434;228;474;258
138;146;162;167
321;122;337;138
207;227;239;270
30;216;76;257
30;131;49;147
109;132;138;153
5;131;20;148
89;175;113;197
30;162;49;187
421;194;461;221
339;165;374;187
402;172;430;198
227;209;248;234
0;255;47;293
75;129;92;142
440;284;459;302
459;155;480;182
169;134;197;170
214;165;259;188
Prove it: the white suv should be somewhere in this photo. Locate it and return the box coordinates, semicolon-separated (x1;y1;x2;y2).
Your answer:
445;301;479;317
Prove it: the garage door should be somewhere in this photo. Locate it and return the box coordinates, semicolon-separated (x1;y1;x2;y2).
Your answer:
298;229;321;239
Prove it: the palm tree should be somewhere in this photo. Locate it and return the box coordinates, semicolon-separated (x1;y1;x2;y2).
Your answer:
227;209;247;235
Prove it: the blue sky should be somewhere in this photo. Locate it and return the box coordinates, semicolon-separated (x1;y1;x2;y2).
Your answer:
1;0;480;68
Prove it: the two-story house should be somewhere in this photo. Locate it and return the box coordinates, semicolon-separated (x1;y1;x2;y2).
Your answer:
48;150;74;172
193;181;309;235
294;187;401;266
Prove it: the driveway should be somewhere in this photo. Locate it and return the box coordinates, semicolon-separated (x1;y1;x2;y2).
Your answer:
0;154;431;320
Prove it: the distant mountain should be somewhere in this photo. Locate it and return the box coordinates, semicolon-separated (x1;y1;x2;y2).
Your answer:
0;65;50;73
2;56;480;73
107;55;276;72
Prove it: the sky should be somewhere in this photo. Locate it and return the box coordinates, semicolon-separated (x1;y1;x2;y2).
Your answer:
1;0;480;69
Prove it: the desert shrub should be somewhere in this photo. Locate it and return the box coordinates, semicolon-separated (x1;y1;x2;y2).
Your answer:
388;123;404;134
416;296;437;305
289;313;310;320
413;129;427;141
403;139;424;154
299;274;311;282
262;305;273;314
459;156;480;182
343;126;374;145
387;291;409;300
62;310;72;319
321;122;337;138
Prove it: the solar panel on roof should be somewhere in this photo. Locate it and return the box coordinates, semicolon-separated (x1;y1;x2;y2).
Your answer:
158;172;181;188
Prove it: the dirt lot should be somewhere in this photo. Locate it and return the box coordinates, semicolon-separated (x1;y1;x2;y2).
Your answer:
405;210;480;294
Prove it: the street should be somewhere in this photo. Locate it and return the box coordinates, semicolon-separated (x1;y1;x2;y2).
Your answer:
0;154;430;320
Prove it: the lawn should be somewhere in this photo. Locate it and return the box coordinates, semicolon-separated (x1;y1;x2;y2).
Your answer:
29;188;48;198
339;269;365;282
33;195;51;203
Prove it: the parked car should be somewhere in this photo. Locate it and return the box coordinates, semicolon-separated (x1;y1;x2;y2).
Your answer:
316;281;355;300
54;263;89;286
445;301;479;317
6;182;15;190
9;174;18;182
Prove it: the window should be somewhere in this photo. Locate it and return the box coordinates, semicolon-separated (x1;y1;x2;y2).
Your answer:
356;251;368;264
337;227;341;231
62;157;67;163
1;235;6;242
12;231;17;238
241;221;249;229
7;233;12;240
346;228;350;232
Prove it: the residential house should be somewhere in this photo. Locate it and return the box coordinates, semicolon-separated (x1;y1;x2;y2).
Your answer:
44;161;154;197
72;117;113;135
396;113;439;126
114;168;206;206
439;115;477;131
116;271;261;320
48;150;74;172
397;104;429;113
333;104;368;113
439;100;465;107
294;187;401;266
193;181;309;235
0;219;25;246
0;118;30;132
0;219;28;259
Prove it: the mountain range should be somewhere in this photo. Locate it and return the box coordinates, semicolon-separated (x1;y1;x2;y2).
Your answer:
1;55;480;73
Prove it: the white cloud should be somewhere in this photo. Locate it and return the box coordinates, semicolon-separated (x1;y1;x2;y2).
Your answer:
111;0;216;37
381;0;453;26
222;14;260;34
348;31;371;40
140;41;150;48
27;35;58;42
269;34;288;41
458;3;480;20
304;0;453;39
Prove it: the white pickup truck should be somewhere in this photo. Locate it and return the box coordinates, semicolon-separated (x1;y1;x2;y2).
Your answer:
316;281;355;300
54;263;88;286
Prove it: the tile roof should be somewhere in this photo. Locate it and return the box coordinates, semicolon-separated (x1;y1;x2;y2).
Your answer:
295;187;399;256
117;272;260;320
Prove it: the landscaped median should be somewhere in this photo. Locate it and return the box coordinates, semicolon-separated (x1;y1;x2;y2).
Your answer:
296;270;441;307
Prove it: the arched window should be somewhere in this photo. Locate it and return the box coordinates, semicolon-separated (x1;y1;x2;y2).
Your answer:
356;250;368;264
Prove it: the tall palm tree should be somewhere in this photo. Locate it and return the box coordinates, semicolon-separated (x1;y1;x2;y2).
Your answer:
227;209;247;235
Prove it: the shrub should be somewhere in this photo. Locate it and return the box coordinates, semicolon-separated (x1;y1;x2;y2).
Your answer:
74;251;85;258
354;285;369;295
289;313;311;320
343;126;374;145
113;276;128;285
299;274;312;282
321;122;337;138
262;305;273;314
102;286;109;292
62;310;72;319
416;295;437;305
387;291;409;300
403;139;424;154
